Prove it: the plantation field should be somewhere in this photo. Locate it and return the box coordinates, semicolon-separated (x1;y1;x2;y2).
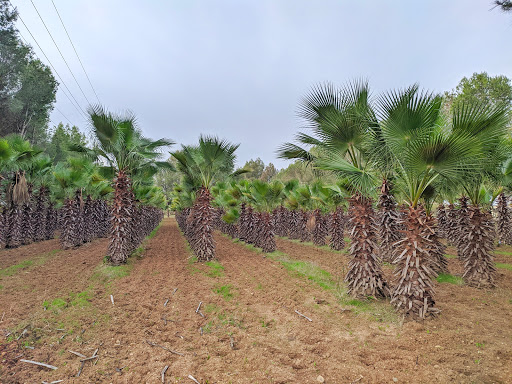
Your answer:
1;218;512;383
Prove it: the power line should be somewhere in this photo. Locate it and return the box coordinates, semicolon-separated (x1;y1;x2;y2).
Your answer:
13;14;88;120
29;0;93;107
51;0;101;104
55;106;74;126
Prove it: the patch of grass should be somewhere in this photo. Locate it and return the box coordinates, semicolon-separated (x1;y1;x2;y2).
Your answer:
1;250;62;279
92;263;133;283
204;303;219;313
436;273;463;285
444;254;458;259
69;290;92;307
496;263;512;270
495;250;512;256
205;260;224;278
267;253;334;291
0;259;34;277
0;285;3;290
214;284;235;300
43;297;68;312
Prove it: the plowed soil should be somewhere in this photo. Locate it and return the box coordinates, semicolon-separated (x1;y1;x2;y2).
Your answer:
1;218;511;384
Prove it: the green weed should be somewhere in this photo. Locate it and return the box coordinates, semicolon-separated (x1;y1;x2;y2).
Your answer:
436;273;463;285
444;254;458;259
266;253;334;290
205;261;224;278
495;263;512;270
214;284;235;300
0;259;34;277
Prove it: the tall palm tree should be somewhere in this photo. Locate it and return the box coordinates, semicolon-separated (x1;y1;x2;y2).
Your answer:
376;86;483;319
76;105;174;265
279;80;390;299
171;135;243;261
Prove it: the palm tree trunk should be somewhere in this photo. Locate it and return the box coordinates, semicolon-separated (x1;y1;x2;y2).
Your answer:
345;194;389;299
60;196;81;249
189;187;215;262
496;193;511;246
288;210;301;240
44;201;56;240
108;170;134;265
21;184;34;245
377;179;403;262
391;205;439;320
5;203;23;248
82;195;94;243
461;206;496;288
435;204;448;239
330;206;345;251
455;196;470;261
33;186;48;242
237;203;248;241
312;209;328;246
300;210;312;243
444;203;458;246
259;212;276;252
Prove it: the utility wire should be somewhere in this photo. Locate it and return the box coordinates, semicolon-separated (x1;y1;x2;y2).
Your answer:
13;9;88;120
29;0;93;107
17;30;77;128
55;107;74;126
51;0;101;104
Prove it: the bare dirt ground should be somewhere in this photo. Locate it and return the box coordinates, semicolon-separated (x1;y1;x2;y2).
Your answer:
1;218;511;383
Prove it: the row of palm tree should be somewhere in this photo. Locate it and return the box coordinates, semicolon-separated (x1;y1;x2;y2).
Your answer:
1;106;170;266
278;80;510;320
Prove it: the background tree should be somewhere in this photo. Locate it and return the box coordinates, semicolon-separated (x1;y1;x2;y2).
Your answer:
444;72;512;119
260;162;277;182
0;1;57;143
239;158;264;180
46;123;88;164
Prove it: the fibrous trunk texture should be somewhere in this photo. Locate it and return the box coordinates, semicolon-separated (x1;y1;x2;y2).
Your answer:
44;202;56;240
455;197;470;261
300;210;312;243
33;186;48;242
5;204;23;248
330;206;345;251
377;180;403;262
444;203;458;246
311;209;328;247
461;206;496;288
496;193;511;246
60;194;82;249
189;187;215;262
288;210;301;240
426;213;448;274
345;194;389;299
83;195;94;243
258;212;276;253
435;204;448;240
21;185;34;245
391;206;440;320
108;170;134;265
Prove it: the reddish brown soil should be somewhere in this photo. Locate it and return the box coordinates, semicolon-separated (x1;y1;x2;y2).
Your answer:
1;219;511;383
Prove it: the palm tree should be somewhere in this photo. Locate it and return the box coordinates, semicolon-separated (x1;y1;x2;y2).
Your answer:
376;86;483;319
279;80;390;299
77;105;173;265
171;135;242;261
450;102;509;288
1;135;40;248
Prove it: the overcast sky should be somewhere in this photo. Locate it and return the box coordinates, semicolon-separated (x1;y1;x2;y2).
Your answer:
11;0;512;168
